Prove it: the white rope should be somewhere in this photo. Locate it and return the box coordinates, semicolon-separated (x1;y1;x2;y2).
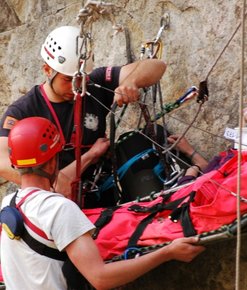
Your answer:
235;1;246;289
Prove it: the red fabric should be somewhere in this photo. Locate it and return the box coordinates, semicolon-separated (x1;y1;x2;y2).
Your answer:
0;265;3;282
0;229;3;282
83;150;247;260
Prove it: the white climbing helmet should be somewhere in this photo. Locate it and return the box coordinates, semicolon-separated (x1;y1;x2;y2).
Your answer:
40;26;82;76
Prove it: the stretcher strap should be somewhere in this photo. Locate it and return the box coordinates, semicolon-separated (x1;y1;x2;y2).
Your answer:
127;191;196;248
92;206;120;239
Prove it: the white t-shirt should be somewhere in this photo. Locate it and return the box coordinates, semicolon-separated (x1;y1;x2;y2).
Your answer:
1;187;95;290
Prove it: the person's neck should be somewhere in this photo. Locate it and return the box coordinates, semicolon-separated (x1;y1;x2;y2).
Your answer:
21;174;51;191
42;82;63;103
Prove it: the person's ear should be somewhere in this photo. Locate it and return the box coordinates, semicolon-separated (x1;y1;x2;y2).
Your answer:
43;155;57;174
42;63;53;78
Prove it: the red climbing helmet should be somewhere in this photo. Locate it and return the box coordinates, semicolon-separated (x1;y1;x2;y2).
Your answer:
8;117;64;168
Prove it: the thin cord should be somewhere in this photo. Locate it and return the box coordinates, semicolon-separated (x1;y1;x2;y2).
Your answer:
205;20;241;80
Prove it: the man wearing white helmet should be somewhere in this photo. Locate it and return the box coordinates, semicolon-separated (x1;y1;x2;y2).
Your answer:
0;26;166;206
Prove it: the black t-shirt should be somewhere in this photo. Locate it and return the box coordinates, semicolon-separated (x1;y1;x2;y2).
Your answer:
0;66;121;170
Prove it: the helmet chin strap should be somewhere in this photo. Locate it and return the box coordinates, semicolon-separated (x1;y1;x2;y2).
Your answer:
47;69;58;87
46;69;60;103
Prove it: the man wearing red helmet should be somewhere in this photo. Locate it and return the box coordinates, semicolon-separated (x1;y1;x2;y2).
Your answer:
1;116;205;290
0;26;167;206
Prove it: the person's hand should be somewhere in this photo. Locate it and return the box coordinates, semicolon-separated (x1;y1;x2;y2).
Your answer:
87;138;110;164
113;84;140;107
167;236;205;262
167;134;194;156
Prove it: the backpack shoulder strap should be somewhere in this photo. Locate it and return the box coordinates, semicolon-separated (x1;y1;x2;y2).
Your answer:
11;190;67;261
21;227;67;261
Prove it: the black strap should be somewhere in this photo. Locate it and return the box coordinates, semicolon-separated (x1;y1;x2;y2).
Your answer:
127;192;175;213
10;192;67;261
10;192;17;207
179;191;197;236
127;191;197;249
127;211;158;249
109;102;123;197
92;193;176;241
22;227;67;261
169;191;196;237
180;203;197;237
92;206;120;239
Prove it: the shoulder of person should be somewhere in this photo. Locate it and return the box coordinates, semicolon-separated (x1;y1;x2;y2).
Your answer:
1;192;16;209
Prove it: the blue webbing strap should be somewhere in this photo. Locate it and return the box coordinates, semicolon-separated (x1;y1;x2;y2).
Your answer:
100;148;160;193
153;162;166;182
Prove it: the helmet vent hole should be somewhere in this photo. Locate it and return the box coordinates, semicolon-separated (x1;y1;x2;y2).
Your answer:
58;46;61;50
40;144;48;152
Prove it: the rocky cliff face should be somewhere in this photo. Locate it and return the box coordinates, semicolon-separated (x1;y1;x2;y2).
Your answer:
0;1;246;289
0;0;243;154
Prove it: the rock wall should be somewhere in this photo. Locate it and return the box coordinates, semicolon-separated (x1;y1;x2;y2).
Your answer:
0;0;247;289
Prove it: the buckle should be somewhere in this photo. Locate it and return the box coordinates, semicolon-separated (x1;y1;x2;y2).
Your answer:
124;247;142;260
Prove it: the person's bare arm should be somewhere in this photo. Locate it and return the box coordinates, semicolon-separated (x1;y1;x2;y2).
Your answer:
168;134;209;173
0;136;21;184
114;59;166;107
66;233;204;290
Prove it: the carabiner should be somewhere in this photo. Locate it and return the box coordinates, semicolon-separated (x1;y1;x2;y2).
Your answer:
144;41;162;59
154;13;170;43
